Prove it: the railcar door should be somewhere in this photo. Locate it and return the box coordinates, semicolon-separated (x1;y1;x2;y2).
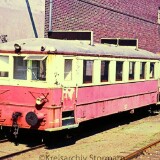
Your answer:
61;58;78;126
62;87;76;111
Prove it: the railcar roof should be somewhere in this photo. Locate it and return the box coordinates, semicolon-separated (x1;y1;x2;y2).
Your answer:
0;38;159;60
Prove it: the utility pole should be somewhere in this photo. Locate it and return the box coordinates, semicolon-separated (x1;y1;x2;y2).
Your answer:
25;0;38;38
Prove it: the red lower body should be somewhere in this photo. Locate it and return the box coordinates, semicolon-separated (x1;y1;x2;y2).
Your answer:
0;80;158;131
76;80;158;123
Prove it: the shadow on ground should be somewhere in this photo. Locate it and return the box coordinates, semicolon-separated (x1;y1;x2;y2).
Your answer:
0;105;159;148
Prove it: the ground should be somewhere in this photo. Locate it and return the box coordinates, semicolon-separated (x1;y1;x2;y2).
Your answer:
2;109;159;160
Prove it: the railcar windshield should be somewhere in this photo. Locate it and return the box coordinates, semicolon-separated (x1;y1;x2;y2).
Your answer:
0;55;47;81
24;55;47;81
31;59;46;81
0;55;9;77
14;57;27;80
13;56;46;81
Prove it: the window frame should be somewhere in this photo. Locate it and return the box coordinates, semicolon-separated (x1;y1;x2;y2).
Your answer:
13;56;28;80
116;61;124;81
0;55;9;78
24;55;47;61
100;60;110;82
150;62;155;79
83;60;94;84
129;61;136;80
12;55;48;81
31;59;47;81
140;62;146;80
64;59;73;81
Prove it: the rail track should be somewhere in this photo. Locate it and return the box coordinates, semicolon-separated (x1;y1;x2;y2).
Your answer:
124;139;160;159
0;139;8;143
0;143;45;160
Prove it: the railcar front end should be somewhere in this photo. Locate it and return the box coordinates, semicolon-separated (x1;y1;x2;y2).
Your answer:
0;54;67;132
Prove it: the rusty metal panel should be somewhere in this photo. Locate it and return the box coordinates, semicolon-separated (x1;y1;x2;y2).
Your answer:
62;87;76;111
77;80;158;105
76;92;157;123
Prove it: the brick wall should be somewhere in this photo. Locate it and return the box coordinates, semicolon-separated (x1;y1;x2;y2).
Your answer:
45;0;160;53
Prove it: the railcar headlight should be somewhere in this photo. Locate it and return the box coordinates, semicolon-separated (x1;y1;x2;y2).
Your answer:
36;97;45;105
14;43;21;53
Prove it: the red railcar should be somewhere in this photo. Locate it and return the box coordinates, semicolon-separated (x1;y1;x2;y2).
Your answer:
0;38;159;137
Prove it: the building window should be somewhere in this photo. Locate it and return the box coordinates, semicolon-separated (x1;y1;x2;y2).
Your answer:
101;61;109;82
129;62;135;80
0;55;9;77
140;62;146;79
14;57;27;80
64;59;72;81
116;61;123;81
150;62;155;79
83;60;93;83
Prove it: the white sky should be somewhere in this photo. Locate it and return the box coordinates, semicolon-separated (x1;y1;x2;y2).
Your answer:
0;0;45;13
0;0;45;40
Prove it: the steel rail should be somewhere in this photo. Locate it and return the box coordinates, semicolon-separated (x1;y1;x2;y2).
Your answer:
0;144;45;160
0;139;8;143
124;139;160;160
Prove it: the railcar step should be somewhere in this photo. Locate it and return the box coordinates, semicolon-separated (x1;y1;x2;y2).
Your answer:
62;117;74;120
45;124;79;132
62;117;75;126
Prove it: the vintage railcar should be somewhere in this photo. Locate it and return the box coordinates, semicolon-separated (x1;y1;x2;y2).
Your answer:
0;37;160;137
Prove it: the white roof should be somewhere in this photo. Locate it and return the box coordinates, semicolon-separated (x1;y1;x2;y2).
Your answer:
0;38;159;60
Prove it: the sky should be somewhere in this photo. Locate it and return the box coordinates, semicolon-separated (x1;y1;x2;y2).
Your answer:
0;0;45;12
0;0;45;41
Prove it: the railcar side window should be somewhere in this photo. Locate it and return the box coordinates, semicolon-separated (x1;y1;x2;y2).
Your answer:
116;61;123;81
64;59;72;81
31;59;46;81
14;57;27;80
140;62;146;79
0;55;9;77
101;61;109;82
83;60;93;83
129;62;135;80
150;62;155;79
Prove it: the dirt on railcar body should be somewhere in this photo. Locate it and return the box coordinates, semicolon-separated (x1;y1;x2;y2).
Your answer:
1;108;160;160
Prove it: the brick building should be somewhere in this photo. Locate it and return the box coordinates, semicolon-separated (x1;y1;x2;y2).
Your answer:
45;0;160;53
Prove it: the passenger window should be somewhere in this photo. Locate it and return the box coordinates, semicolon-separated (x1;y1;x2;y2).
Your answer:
129;62;135;80
101;61;109;82
14;57;27;80
150;62;155;79
64;59;72;81
0;55;9;77
116;61;123;81
32;59;46;81
83;60;93;83
140;62;146;79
